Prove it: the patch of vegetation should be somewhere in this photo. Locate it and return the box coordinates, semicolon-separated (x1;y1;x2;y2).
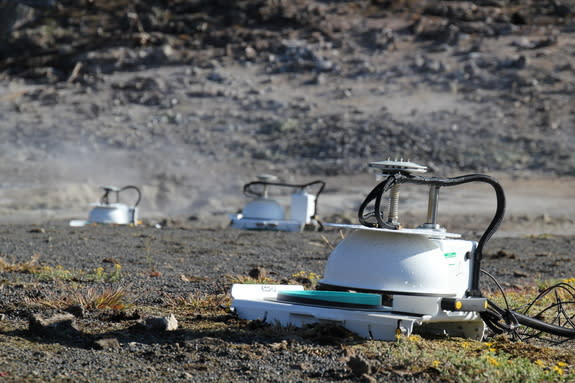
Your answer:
346;334;573;382
0;254;41;273
24;286;132;313
178;304;574;382
164;292;231;316
73;286;131;311
35;265;75;282
1;254;123;283
3;251;574;383
86;264;123;283
225;273;277;285
35;263;123;283
291;270;321;288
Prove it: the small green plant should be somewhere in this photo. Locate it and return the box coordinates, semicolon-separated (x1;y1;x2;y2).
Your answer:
34;263;123;283
36;265;74;282
85;264;123;282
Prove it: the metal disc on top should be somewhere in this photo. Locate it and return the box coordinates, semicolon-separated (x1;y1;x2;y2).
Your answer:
369;160;427;175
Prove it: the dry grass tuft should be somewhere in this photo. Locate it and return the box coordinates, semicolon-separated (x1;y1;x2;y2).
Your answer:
74;286;131;311
164;292;230;315
24;286;132;312
0;253;41;273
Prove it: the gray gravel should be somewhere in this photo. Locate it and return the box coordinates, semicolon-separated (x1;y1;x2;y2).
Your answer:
1;223;574;382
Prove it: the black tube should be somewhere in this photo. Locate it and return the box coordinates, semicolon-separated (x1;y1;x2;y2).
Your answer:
119;185;142;207
513;311;575;338
357;175;396;228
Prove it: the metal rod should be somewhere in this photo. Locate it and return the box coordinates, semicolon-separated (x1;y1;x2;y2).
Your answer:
388;184;401;224
426;185;440;225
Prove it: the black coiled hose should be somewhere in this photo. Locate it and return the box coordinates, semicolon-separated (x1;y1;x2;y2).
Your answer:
100;185;142;208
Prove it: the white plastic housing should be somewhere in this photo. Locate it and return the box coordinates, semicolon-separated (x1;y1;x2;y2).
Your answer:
290;191;316;224
88;203;136;225
242;199;285;220
321;229;476;297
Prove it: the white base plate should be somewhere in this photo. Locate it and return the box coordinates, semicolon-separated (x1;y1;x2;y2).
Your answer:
231;284;485;340
230;216;303;232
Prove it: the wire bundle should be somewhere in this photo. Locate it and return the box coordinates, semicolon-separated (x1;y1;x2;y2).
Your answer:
482;270;575;344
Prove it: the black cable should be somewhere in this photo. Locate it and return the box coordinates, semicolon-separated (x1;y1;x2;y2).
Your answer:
514;311;575;338
521;282;575;317
481;269;512;312
477;271;520;337
482;277;575;340
99;185;142;207
514;283;575;339
357;175;396;228
481;303;521;338
119;185;142;207
243;180;325;198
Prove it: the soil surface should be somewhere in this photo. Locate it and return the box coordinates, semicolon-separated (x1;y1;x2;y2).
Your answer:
0;0;575;381
0;223;574;382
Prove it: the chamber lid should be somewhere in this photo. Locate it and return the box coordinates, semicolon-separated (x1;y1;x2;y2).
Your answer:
324;223;461;239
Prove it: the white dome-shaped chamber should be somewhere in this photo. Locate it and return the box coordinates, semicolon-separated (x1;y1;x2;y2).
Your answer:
242;199;285;220
320;229;476;298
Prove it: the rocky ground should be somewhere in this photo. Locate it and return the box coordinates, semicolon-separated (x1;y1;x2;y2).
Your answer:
0;223;574;382
0;0;574;382
0;0;574;223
